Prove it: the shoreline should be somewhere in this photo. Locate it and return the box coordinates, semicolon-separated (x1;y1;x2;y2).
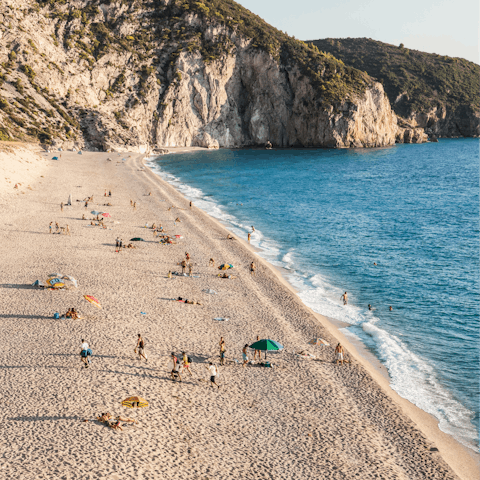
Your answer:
0;143;477;479
143;152;480;478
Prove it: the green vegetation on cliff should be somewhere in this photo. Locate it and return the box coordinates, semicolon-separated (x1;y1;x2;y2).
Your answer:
308;37;480;119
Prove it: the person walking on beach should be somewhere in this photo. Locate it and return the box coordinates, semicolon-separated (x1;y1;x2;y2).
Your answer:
248;232;251;243
335;343;345;365
109;190;112;197
242;344;249;367
133;202;137;211
182;352;193;377
219;337;226;366
66;225;71;236
189;201;193;209
253;335;261;361
206;362;220;389
80;339;92;368
341;292;348;305
60;202;64;212
49;221;53;234
170;352;182;382
135;334;147;362
188;263;193;277
250;261;256;276
55;221;59;232
180;259;187;274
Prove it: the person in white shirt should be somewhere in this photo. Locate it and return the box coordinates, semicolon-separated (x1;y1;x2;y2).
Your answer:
206;362;220;389
80;339;91;368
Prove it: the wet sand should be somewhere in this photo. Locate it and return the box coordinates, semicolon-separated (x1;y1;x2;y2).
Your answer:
0;146;477;479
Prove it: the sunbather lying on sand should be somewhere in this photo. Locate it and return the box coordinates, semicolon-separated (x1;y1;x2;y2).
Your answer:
218;273;237;279
176;297;202;305
96;413;136;430
126;243;137;249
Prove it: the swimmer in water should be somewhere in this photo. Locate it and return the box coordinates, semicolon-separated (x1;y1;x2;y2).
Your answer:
389;306;393;311
368;304;372;311
373;262;377;266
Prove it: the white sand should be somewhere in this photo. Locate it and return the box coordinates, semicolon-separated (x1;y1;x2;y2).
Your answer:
0;146;478;479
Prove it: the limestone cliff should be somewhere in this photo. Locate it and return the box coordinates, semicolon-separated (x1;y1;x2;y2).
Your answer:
309;38;480;139
0;0;400;151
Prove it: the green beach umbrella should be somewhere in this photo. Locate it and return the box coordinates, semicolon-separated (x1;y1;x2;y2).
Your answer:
249;339;283;360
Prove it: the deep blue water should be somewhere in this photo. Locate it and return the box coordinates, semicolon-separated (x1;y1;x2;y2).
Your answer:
149;139;479;451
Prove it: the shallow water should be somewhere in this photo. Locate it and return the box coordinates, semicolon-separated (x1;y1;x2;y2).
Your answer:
148;139;479;451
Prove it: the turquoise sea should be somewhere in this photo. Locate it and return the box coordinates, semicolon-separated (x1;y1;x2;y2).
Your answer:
148;139;479;451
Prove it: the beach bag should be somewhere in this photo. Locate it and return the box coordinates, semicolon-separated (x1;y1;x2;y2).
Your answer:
188;356;192;364
53;312;60;319
87;348;93;356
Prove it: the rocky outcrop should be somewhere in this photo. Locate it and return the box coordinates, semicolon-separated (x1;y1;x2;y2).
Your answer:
395;117;428;144
407;105;480;138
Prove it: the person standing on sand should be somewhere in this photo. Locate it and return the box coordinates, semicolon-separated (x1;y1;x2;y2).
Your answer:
135;334;147;362
242;345;249;367
335;343;345;365
55;221;59;232
189;201;193;209
188;264;193;277
109;190;112;197
248;233;251;243
80;339;92;368
250;261;256;276
253;335;261;361
219;337;226;366
60;202;64;212
180;259;187;274
209;258;215;267
49;222;53;234
104;189;107;197
133;202;137;211
66;225;71;236
182;352;193;377
206;362;220;389
341;292;348;305
130;199;133;206
170;352;182;382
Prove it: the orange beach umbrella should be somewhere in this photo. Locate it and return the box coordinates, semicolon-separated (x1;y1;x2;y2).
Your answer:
83;295;102;309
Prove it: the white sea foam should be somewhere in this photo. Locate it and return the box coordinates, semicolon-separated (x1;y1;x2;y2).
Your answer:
149;159;479;452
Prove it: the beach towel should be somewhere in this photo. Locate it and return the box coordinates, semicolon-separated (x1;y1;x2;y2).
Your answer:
213;317;229;321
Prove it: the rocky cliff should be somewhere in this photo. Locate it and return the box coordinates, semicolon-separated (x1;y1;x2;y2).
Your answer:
309;38;480;138
0;1;405;151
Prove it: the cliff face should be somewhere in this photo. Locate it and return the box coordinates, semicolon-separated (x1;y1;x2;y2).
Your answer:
154;49;397;150
0;1;399;151
309;38;480;138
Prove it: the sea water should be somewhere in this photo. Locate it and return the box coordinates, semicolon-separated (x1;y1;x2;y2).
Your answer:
148;139;479;452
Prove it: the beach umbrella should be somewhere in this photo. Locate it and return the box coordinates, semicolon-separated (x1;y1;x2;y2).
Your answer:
249;339;284;360
218;264;233;270
122;396;149;408
308;338;330;346
45;274;78;289
90;210;102;216
83;295;102;309
101;212;111;217
52;156;58;160
130;237;145;242
32;279;46;288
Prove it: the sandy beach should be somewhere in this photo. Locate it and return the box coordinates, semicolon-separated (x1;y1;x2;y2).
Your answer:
0;145;478;480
